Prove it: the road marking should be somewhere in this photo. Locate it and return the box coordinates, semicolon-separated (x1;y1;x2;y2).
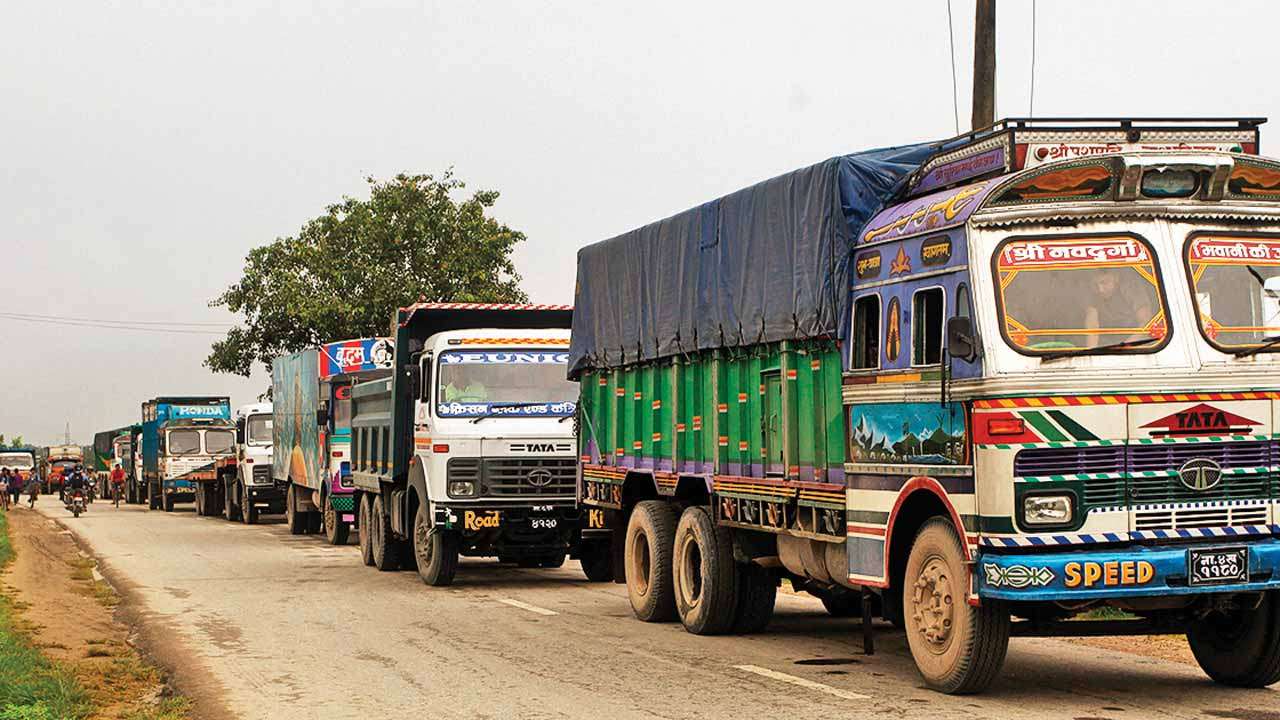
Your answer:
733;665;870;700
497;598;558;616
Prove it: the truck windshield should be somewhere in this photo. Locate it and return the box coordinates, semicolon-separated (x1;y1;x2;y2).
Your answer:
205;430;234;454
1185;234;1280;353
0;453;33;469
246;415;273;444
994;235;1169;356
167;430;201;455
436;349;576;418
52;460;76;472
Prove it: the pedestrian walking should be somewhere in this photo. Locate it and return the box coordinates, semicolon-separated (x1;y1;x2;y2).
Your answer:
26;475;39;508
9;468;24;507
0;470;10;511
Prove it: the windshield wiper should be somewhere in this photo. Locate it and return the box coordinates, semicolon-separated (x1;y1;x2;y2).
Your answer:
1232;334;1280;358
1041;336;1162;361
469;402;546;424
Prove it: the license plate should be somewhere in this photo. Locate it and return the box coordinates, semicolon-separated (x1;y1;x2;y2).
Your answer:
530;516;559;530
1188;547;1249;587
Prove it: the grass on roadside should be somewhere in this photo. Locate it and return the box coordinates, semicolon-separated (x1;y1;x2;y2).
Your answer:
0;510;94;720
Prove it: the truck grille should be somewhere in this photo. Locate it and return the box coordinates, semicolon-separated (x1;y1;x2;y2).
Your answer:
252;465;272;484
447;457;575;497
1014;440;1275;513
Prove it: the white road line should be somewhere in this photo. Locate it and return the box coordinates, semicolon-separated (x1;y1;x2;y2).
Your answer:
497;598;558;616
733;665;871;701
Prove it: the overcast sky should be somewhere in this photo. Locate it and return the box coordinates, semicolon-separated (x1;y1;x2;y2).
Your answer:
2;0;1275;445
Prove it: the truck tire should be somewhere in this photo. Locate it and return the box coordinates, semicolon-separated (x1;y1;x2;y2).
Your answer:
225;478;241;522
323;499;350;545
358;494;375;567
732;562;776;634
148;488;159;511
369;495;401;571
672;506;737;635
306;510;323;535
163;494;175;512
1188;591;1280;687
413;503;458;586
903;518;1010;694
625;500;678;622
242;491;259;525
286;484;306;535
579;539;613;582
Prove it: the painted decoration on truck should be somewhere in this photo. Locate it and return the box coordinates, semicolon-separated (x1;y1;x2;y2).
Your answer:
861;182;995;244
848;403;966;465
989;162;1114;205
435;350;576;418
319;337;393;378
1227;160;1280;199
272;350;320;488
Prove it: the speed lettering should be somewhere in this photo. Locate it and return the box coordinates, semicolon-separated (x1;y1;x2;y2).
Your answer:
1064;560;1155;588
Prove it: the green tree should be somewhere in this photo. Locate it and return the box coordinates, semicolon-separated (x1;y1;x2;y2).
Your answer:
207;172;529;376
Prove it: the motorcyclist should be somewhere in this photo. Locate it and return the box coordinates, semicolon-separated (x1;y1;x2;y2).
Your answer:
65;465;88;495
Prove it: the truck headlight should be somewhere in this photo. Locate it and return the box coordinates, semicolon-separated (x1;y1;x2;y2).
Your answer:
448;480;477;498
1023;494;1073;526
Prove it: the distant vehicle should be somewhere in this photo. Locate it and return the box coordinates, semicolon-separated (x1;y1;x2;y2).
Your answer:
215;402;277;524
91;426;134;497
271;337;392;541
43;444;83;496
0;445;36;484
349;303;606;585
572;117;1280;693
140;397;234;512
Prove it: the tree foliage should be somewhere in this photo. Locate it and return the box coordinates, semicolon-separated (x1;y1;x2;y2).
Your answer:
207;172;529;376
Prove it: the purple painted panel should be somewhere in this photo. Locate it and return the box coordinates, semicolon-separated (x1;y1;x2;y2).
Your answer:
915;146;1007;194
860;178;1004;246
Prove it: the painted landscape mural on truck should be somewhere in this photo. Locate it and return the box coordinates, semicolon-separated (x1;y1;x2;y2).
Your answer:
273;349;321;491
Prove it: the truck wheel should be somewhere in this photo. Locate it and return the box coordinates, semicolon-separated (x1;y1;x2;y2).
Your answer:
732;562;776;634
194;486;205;516
323;502;350;545
306;511;323;534
1188;591;1280;687
163;495;175;512
369;495;401;571
413;504;458;586
358;494;375;567
242;498;259;525
579;539;613;582
286;484;306;535
625;500;678;622
903;518;1010;694
672;506;737;635
148;489;159;511
225;479;241;522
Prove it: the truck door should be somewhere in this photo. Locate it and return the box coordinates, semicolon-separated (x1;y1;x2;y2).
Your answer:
761;371;783;477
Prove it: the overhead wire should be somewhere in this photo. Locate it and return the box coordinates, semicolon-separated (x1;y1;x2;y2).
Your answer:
0;310;230;327
0;313;229;335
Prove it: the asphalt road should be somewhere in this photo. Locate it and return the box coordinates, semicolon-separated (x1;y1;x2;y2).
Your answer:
33;502;1280;720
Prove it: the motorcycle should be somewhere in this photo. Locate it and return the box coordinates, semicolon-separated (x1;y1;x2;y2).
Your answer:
65;487;87;518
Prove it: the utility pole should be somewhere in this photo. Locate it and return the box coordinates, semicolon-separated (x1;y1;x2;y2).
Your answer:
971;0;997;131
64;421;71;445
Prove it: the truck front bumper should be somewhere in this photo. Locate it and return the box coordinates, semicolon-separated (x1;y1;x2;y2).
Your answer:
977;537;1280;602
244;484;284;504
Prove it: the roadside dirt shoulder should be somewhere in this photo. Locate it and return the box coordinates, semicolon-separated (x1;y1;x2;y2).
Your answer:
1;507;200;719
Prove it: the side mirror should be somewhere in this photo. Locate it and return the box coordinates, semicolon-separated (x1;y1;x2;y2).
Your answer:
316;402;330;427
235;419;245;444
946;316;980;363
407;365;422;402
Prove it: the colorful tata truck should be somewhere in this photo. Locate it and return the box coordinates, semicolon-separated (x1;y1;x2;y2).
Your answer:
141;396;234;512
217;402;278;524
573;118;1280;694
349;303;610;585
42;444;83;496
0;445;36;484
91;426;133;497
272;337;393;542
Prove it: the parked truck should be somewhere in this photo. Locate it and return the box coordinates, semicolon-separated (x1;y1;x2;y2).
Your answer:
215;402;278;524
573;118;1280;694
272;337;394;542
140;396;234;512
0;445;37;484
349;303;610;585
42;444;83;496
91;426;133;498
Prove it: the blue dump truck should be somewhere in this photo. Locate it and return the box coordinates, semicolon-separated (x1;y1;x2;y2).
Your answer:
141;396;235;512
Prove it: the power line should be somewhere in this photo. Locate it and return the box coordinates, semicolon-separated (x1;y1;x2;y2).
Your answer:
0;313;228;335
946;0;960;135
0;310;231;327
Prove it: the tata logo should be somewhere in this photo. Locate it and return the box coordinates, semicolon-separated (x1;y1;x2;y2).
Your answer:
509;443;571;453
1140;403;1261;438
526;469;554;488
463;510;501;531
1179;458;1223;492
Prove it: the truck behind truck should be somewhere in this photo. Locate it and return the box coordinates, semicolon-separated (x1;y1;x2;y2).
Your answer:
217;402;278;524
350;303;611;585
140;396;235;512
273;337;392;543
42;444;83;496
0;445;37;485
91;426;133;498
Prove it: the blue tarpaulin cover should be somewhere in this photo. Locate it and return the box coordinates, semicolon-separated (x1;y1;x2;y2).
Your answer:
568;141;941;378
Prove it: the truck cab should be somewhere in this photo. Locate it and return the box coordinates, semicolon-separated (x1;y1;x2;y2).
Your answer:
220;402;277;523
351;304;603;585
142;396;234;512
0;446;36;484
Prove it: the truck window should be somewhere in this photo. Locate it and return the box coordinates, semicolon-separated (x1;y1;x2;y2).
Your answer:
204;430;234;454
851;294;880;369
167;430;201;455
1184;234;1280;352
994;234;1169;356
435;350;576;418
246;415;273;444
912;287;944;365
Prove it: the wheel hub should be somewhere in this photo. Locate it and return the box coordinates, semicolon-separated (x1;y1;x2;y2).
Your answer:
911;556;955;649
